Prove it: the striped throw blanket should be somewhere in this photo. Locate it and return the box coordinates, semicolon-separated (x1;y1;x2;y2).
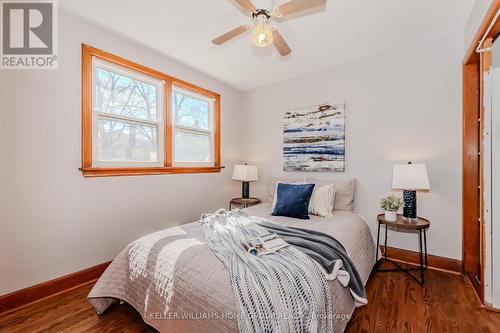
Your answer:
200;209;333;333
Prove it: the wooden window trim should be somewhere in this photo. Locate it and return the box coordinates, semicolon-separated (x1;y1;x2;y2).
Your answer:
81;44;222;177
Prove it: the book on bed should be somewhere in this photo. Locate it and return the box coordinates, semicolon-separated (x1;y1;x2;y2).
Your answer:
244;233;288;256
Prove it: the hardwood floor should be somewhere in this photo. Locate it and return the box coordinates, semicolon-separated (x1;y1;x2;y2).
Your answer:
1;262;499;332
345;261;500;332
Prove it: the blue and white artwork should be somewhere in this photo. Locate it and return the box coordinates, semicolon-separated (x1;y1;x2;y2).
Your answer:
283;101;345;172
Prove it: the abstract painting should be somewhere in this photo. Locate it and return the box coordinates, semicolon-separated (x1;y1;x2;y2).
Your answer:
283;101;345;172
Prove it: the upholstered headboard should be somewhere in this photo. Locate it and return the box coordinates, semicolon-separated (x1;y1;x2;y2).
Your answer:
268;177;356;211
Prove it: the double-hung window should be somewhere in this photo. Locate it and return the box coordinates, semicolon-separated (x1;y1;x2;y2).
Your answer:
92;59;164;167
172;86;215;166
81;45;221;177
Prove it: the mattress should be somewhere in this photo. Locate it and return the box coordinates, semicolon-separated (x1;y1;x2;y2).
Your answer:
88;203;376;332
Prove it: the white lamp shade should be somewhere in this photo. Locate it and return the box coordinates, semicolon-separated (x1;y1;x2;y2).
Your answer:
232;165;259;182
392;163;430;190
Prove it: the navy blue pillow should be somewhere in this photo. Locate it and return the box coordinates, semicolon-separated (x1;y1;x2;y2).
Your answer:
272;183;315;219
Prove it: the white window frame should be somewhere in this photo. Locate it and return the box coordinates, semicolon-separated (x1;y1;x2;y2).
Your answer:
91;57;165;167
172;85;215;167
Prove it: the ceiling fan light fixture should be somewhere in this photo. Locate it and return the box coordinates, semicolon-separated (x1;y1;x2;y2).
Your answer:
251;14;273;48
213;0;328;55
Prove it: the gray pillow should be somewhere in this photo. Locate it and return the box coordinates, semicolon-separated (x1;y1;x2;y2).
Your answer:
268;177;355;212
309;178;355;211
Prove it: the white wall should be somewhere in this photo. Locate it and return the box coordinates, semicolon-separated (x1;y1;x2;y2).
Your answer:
243;30;464;260
0;11;244;295
465;0;494;48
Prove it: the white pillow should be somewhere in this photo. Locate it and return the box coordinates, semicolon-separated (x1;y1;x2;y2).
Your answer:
309;184;337;217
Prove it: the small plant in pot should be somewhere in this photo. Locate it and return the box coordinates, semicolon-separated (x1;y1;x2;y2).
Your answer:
380;194;404;222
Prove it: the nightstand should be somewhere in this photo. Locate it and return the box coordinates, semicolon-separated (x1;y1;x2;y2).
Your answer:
229;198;262;210
375;214;430;284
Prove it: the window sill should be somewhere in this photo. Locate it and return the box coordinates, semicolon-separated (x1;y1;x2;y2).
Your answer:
80;166;224;178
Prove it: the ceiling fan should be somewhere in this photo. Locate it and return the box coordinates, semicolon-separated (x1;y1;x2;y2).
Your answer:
212;0;327;56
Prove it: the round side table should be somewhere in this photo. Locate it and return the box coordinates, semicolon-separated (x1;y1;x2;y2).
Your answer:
229;198;262;210
376;214;430;284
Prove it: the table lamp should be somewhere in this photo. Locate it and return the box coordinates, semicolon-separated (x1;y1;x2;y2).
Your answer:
392;162;430;220
232;164;259;199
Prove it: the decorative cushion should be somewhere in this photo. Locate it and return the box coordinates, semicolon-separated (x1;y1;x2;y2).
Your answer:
272;183;315;219
268;177;306;202
309;184;337;217
270;178;306;210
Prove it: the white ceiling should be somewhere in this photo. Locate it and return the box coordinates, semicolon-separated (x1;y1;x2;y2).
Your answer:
60;0;475;91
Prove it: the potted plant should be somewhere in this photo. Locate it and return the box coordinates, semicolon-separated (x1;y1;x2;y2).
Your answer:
380;194;403;222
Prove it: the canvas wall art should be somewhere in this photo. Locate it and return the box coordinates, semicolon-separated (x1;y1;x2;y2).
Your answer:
283;101;345;172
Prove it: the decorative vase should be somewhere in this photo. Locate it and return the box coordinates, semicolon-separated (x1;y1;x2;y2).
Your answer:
385;211;397;222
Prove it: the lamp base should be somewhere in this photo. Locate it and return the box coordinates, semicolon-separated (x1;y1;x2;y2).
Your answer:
403;190;417;220
242;181;250;199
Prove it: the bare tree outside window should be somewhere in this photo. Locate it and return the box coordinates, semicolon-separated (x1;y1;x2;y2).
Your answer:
172;88;213;164
94;66;162;163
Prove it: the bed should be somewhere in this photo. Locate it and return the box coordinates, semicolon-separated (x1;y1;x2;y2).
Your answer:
88;180;376;333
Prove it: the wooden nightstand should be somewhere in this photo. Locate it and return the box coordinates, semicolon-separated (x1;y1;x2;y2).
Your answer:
229;198;262;210
375;214;430;284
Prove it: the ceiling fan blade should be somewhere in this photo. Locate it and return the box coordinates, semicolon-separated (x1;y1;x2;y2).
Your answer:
274;0;326;17
212;25;249;45
272;29;292;56
233;0;257;13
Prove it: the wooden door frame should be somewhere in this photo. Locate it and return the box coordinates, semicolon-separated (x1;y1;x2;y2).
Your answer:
462;1;500;302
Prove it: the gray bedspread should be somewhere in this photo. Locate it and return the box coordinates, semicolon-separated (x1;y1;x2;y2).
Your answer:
88;203;376;332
